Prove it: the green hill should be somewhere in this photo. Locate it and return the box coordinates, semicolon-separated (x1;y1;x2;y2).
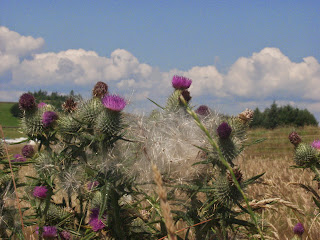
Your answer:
0;102;25;139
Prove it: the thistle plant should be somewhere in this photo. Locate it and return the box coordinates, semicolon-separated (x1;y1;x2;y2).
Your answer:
4;77;272;239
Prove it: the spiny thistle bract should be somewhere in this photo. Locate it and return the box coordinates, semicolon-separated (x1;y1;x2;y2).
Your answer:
75;97;104;125
0;141;5;159
294;143;318;167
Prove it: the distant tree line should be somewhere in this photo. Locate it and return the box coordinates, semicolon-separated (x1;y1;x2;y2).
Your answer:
10;90;81;118
250;101;318;129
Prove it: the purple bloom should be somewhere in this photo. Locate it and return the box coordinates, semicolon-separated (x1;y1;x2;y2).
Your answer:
19;93;36;111
89;208;106;232
102;95;126;112
12;154;26;163
38;102;47;108
172;75;192;90
21;144;35;158
293;222;304;236
33;186;48;199
42;111;58;128
60;230;72;240
42;226;57;238
195;105;210;116
87;181;99;190
311;140;320;150
217;122;232;139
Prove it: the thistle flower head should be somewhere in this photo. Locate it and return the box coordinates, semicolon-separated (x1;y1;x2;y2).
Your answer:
195;105;210;116
172;75;192;90
42;226;57;238
293;222;304;236
289;132;302;146
217;122;232;139
12;154;26;163
311;140;320;150
62;98;77;113
92;81;108;98
102;94;126;112
87;181;99;190
21;144;35;158
89;208;106;232
33;186;48;198
60;230;72;240
179;90;192;103
38;102;47;108
42;111;58;128
19;93;36;111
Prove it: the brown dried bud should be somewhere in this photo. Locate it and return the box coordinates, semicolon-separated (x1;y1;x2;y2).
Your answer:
227;168;243;185
238;108;254;122
62;98;77;113
289;131;302;146
179;90;192;103
92;81;108;98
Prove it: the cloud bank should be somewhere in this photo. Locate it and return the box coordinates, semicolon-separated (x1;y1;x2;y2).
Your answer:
1;26;320;121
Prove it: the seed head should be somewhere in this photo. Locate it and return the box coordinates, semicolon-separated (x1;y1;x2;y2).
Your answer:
217;122;232;139
62;98;77;113
293;222;304;236
21;144;35;158
172;75;192;90
102;94;126;112
238;108;254;122
42;111;59;128
19;93;36;111
289;132;302;146
92;81;108;98
33;186;48;198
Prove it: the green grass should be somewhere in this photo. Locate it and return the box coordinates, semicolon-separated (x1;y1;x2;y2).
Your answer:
0;102;26;139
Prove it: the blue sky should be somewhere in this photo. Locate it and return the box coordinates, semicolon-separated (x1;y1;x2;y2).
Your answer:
1;0;320;121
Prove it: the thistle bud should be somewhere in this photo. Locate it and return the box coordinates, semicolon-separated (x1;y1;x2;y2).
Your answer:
293;222;304;236
289;132;302;146
92;81;108;98
227;168;243;185
179;90;192;104
217;122;232;139
195;105;210;116
62;98;77;113
19;93;36;111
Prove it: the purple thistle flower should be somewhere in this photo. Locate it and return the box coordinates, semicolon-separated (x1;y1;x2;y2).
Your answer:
311;140;320;150
42;226;57;238
60;230;72;240
12;154;26;163
19;93;36;111
293;222;304;236
89;208;106;232
217;122;232;139
87;181;99;190
102;94;126;112
195;105;210;116
21;144;35;158
172;75;192;90
38;102;47;108
42;111;58;128
33;186;48;199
